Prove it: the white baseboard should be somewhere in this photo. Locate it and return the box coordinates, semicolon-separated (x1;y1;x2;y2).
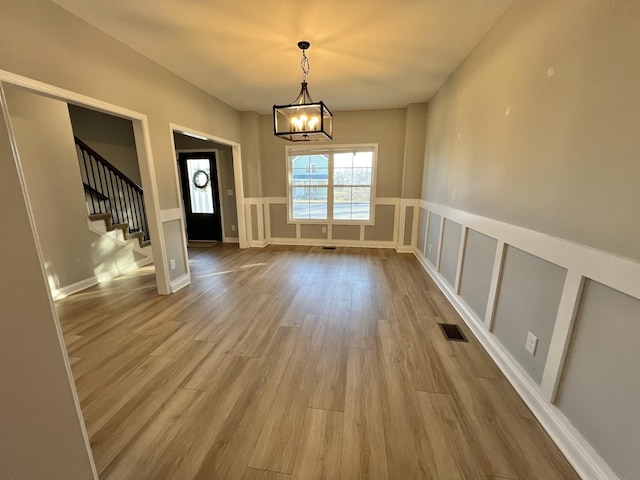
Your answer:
223;236;239;243
51;257;153;300
248;240;268;248
414;251;619;480
395;245;416;254
266;237;397;249
170;273;191;293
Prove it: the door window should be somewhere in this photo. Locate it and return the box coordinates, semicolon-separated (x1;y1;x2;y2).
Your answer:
186;158;214;214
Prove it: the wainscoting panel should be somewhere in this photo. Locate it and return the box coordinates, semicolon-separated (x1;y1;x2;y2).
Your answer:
244;197;419;250
555;280;640;480
414;200;637;480
458;229;498;320
492;246;567;385
439;219;462;288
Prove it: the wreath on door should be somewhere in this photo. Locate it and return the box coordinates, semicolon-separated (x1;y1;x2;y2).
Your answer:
192;169;210;189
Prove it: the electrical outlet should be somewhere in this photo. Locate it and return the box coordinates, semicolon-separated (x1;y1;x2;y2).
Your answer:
227;189;234;196
231;224;236;232
525;332;538;355
169;259;176;271
321;226;327;233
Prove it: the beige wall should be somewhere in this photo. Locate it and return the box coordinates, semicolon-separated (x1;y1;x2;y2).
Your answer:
240;111;263;198
402;103;428;199
423;0;640;262
0;87;95;478
68;105;141;186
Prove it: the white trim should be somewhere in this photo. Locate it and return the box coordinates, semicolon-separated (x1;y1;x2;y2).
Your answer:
168;129;192;284
398;200;407;247
223;236;239;243
246;196;420;250
285;144;379;226
414;250;619;480
256;202;265;242
0;68;170;296
51;257;153;301
175;147;230;241
422;200;640;301
411;201;420;248
422;208;430;254
435;214;445;271
540;272;585;402
160;208;183;223
245;204;253;243
484;240;506;331
269;237;397;249
249;239;269;248
170;123;247;249
170;273;191;293
454;226;468;294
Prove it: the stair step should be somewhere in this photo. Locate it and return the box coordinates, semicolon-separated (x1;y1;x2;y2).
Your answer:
88;213;151;249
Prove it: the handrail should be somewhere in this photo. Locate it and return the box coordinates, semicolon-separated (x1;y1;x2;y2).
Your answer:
74;136;143;193
75;136;150;243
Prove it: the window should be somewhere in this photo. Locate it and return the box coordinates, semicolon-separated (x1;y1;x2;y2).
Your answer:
288;145;376;222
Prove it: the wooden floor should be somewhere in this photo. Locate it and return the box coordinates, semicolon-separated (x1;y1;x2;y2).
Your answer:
57;244;579;480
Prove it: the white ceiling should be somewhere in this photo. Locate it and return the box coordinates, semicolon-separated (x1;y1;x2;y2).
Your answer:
51;0;513;114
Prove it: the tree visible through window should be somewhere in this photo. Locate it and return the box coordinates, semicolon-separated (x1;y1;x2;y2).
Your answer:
288;146;376;222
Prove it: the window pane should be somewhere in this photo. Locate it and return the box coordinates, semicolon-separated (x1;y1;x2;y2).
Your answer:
353;151;373;168
187;159;214;214
333;187;352;219
352;168;372;185
292;201;310;219
353;186;371;203
288;147;374;223
292;168;310;185
351;203;371;220
292;187;327;220
334;167;353;185
334;152;353;168
314;167;329;185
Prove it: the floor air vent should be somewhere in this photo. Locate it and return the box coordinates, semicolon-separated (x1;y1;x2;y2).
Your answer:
438;323;468;342
323;246;336;250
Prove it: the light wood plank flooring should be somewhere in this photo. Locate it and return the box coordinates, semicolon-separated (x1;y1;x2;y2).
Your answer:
57;244;579;480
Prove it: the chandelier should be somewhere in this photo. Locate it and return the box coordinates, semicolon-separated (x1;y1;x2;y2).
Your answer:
273;41;333;142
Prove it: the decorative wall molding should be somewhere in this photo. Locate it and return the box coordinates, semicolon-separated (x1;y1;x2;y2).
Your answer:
159;207;183;223
415;250;619;480
421;200;640;300
244;196;422;250
414;201;630;480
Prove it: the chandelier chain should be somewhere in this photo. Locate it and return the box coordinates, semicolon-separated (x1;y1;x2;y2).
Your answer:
300;50;310;83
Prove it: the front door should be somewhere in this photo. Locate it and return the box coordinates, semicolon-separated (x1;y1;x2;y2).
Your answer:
177;152;222;241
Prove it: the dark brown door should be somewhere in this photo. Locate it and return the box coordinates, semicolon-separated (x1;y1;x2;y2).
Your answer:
177;152;222;241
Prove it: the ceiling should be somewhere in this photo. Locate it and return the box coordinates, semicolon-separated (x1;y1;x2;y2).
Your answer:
51;0;513;114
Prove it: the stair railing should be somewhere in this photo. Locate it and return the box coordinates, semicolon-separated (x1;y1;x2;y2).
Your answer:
75;136;150;243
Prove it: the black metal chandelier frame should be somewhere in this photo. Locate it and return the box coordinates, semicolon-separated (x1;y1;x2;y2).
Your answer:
273;41;333;142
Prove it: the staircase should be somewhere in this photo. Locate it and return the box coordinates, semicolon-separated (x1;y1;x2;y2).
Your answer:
88;212;150;248
75;136;151;245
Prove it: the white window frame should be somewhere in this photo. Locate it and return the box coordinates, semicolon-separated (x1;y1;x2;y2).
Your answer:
286;143;378;225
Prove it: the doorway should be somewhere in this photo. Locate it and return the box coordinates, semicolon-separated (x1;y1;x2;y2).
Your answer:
177;151;222;241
